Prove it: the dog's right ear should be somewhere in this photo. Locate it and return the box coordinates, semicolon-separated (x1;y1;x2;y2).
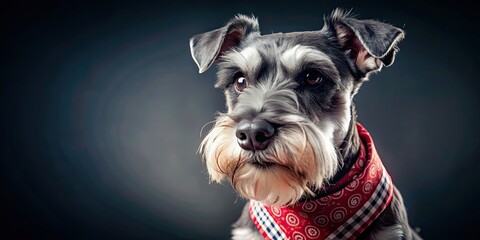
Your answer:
189;15;260;73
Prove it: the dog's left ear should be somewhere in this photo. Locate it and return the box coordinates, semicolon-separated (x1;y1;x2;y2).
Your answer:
325;9;405;77
190;15;260;73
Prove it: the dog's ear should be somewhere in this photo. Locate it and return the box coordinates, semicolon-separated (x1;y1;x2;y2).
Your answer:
325;9;405;77
190;15;260;73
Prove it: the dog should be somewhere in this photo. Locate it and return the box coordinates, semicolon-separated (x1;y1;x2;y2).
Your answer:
189;9;422;240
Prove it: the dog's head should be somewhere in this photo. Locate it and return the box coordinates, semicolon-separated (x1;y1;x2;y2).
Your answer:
190;9;404;206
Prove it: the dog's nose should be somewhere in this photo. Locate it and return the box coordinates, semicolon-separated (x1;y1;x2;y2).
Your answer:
235;120;275;151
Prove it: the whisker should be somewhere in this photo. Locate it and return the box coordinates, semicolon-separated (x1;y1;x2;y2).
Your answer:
231;154;244;185
200;120;216;137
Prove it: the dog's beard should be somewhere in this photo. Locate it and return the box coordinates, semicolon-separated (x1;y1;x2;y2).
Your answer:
199;114;339;206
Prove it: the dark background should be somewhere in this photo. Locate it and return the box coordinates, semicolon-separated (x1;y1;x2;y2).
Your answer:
1;0;478;239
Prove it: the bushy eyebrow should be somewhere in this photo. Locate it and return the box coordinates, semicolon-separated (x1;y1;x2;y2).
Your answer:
215;47;264;88
280;45;340;83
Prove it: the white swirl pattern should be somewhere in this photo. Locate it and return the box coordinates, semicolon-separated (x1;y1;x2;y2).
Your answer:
305;225;320;238
330;207;347;222
286;213;300;226
314;215;329;227
302;201;317;212
271;206;282;217
292;231;306;240
348;194;362;208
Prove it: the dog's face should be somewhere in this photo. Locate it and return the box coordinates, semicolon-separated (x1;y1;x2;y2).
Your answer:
190;10;404;206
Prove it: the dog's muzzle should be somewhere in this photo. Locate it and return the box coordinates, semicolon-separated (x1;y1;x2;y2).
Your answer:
235;119;275;151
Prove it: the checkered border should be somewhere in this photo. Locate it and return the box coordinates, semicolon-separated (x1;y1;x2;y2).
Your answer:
326;167;393;240
250;201;287;240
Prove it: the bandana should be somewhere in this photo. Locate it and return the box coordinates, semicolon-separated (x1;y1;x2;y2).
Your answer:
249;123;394;240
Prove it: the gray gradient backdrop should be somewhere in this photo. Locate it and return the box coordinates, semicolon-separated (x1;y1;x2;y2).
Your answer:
1;0;478;239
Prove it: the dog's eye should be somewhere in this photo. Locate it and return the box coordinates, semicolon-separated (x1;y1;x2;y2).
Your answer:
303;70;324;86
234;75;248;92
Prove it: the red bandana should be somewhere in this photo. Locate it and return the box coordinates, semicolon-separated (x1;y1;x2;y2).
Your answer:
249;123;394;240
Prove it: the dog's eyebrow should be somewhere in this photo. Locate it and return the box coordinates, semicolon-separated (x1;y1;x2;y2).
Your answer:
222;47;262;75
215;46;264;88
280;45;337;75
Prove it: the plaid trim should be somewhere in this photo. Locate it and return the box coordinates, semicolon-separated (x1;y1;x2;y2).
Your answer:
326;167;393;240
250;201;287;240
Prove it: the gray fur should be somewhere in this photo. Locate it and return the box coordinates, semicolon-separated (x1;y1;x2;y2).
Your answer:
190;8;421;240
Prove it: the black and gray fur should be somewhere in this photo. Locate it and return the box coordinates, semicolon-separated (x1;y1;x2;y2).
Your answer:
190;9;421;240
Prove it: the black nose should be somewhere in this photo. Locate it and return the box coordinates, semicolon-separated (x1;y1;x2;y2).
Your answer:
235;120;275;151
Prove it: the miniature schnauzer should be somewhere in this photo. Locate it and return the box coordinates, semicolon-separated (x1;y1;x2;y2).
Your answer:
190;9;422;240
